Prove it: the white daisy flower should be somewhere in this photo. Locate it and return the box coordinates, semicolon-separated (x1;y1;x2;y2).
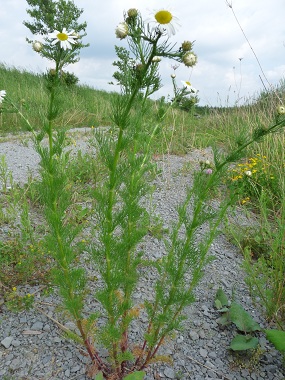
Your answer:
147;9;180;37
0;90;6;104
181;80;197;93
48;28;78;50
181;80;192;88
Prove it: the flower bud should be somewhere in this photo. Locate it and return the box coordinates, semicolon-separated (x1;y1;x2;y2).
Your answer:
277;105;285;115
49;69;57;76
152;56;161;63
182;52;197;67
127;8;138;18
171;73;176;78
32;41;43;52
135;63;145;72
181;40;192;52
115;22;129;39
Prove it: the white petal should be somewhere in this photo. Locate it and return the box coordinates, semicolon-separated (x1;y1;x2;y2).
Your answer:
61;40;72;50
68;38;76;44
60;41;67;50
48;30;60;38
168;24;176;36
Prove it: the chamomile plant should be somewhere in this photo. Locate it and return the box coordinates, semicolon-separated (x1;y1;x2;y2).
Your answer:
17;3;285;380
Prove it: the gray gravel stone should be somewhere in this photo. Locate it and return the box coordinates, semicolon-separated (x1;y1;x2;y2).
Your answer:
164;367;175;378
1;336;14;348
43;324;51;331
199;348;208;358
10;357;22;369
208;351;217;359
20;315;27;323
189;330;200;341
11;339;21;347
198;329;205;339
31;321;44;330
71;365;81;373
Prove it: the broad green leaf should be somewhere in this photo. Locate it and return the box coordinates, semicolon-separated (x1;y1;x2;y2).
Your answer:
214;299;222;310
230;334;259;351
215;288;229;308
265;329;285;352
95;372;104;380
217;313;230;326
229;302;261;332
124;371;145;380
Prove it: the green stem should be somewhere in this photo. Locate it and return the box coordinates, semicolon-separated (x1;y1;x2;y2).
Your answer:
105;52;158;372
104;85;142;370
43;59;101;369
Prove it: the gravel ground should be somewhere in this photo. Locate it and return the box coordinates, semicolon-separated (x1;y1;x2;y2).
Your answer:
0;129;284;380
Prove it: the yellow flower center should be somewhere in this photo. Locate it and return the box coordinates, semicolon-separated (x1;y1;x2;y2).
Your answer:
185;81;191;86
155;10;173;25
57;32;68;41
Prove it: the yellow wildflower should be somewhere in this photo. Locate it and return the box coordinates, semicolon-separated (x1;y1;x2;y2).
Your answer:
241;197;250;205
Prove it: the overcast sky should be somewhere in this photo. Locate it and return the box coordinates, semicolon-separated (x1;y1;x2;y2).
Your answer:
1;0;284;106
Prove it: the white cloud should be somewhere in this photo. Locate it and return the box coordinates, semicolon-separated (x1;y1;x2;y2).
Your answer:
0;0;284;106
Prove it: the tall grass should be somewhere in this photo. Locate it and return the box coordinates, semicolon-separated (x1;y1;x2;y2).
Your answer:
0;63;115;132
